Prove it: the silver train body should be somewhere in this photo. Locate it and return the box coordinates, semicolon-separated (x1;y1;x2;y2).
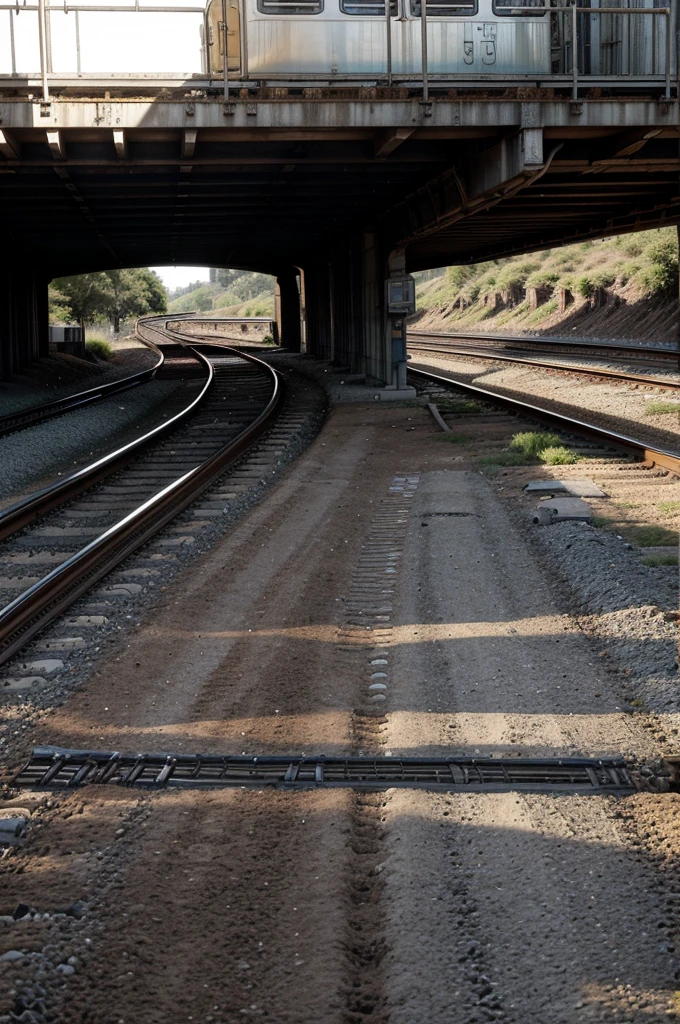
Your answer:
204;0;669;81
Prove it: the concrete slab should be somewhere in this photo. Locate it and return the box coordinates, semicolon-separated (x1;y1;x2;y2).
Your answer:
1;677;46;691
535;497;592;523
16;659;64;676
524;478;606;498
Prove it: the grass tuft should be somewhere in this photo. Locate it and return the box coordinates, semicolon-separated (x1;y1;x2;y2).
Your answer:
641;554;678;567
645;401;680;416
659;500;680;515
538;445;580;465
510;431;562;457
629;525;678;547
85;337;113;360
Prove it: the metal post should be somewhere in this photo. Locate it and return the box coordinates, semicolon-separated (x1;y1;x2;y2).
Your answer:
45;0;52;72
420;0;428;102
222;0;229;101
571;1;578;101
385;0;392;86
9;10;16;74
37;0;49;103
664;8;671;99
75;8;81;75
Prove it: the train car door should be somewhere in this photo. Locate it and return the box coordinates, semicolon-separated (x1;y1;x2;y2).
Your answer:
206;0;242;74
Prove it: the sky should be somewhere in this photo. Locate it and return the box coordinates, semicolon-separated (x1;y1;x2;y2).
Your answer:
152;266;211;292
0;4;204;75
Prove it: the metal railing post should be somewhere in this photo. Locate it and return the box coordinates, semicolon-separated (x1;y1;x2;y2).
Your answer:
571;1;578;101
9;10;16;75
37;0;50;103
420;0;428;102
664;7;671;99
385;0;392;86
75;8;81;75
222;0;229;101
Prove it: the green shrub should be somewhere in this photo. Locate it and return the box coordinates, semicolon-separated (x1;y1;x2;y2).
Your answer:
510;431;562;457
525;270;559;289
575;275;595;299
538;445;579;465
261;333;274;345
85;337;113;360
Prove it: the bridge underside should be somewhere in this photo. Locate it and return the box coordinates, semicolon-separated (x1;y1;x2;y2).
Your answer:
1;92;679;380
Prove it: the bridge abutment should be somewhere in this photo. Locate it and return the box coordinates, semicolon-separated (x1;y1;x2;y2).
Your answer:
0;267;49;380
275;270;302;353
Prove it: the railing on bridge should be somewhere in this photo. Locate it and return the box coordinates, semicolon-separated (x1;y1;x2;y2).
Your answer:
0;0;673;105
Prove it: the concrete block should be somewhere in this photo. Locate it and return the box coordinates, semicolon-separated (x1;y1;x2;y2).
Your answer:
525;478;606;497
17;660;64;676
534;497;592;523
1;677;47;691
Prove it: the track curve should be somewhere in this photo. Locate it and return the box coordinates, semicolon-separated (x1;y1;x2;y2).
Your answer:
0;317;283;666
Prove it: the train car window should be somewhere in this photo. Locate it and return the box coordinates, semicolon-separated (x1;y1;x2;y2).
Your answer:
492;0;547;15
340;0;397;14
258;0;323;12
411;0;478;14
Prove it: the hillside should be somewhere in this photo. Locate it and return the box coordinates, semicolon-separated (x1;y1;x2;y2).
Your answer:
412;227;679;343
167;271;275;318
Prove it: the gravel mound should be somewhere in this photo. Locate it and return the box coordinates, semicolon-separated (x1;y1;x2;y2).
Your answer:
531;518;679;728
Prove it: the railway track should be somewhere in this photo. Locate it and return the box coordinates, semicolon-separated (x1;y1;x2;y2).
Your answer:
408;363;680;476
0;342;165;439
409;330;680;388
0;317;282;667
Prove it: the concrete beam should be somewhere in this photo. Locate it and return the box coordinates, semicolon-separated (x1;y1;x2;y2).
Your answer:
2;97;677;132
182;129;197;159
374;128;415;159
382;129;555;247
0;129;18;160
113;129;127;160
46;130;64;160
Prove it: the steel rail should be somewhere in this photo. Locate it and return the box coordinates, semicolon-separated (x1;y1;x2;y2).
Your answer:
0;340;165;439
0;327;282;667
0;329;211;543
408;363;680;475
408;330;679;361
408;340;680;390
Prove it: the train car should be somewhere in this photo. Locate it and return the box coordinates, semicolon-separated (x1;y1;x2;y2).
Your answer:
204;0;668;82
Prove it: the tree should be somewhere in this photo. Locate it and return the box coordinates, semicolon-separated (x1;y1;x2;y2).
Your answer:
52;267;168;334
104;268;167;333
52;273;113;332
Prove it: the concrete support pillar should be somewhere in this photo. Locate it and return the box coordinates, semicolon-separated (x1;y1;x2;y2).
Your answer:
302;262;333;361
274;269;302;352
360;230;389;385
329;246;362;370
0;266;49;380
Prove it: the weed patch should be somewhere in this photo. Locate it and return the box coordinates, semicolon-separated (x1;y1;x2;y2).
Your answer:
641;554;678;567
510;431;562;457
538;445;580;465
645;401;680;416
85;338;113;360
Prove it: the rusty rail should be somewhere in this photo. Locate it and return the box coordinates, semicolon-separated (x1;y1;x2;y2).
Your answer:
409;363;680;475
408;339;680;391
0;320;283;665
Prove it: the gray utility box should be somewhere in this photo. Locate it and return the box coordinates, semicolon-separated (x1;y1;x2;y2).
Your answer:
49;325;86;358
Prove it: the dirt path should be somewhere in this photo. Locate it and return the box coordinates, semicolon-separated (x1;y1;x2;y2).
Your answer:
1;401;679;1023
